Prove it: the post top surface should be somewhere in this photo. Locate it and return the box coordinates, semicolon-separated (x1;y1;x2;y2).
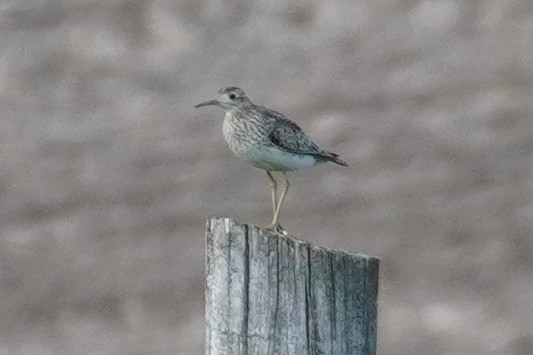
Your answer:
207;216;380;262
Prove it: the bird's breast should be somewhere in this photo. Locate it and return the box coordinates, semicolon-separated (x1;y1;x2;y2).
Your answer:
222;114;241;153
223;113;257;154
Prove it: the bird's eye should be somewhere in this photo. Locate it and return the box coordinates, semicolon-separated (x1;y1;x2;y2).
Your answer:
229;93;236;100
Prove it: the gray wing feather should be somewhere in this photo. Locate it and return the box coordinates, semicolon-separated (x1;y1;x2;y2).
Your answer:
262;109;322;154
261;108;348;166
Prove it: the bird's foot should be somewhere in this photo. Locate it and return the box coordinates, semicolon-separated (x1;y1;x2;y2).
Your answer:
266;223;288;235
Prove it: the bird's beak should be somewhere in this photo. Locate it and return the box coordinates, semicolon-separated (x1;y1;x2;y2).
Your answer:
194;99;219;108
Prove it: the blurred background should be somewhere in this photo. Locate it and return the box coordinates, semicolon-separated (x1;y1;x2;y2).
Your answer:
1;0;532;354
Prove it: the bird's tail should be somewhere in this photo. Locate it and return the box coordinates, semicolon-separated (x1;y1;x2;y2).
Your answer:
313;152;348;167
330;156;348;167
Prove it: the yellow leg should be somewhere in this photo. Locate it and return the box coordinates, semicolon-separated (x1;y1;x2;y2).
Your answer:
266;171;277;217
269;172;289;231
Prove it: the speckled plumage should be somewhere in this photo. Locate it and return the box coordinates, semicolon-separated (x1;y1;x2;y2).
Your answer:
211;87;347;171
195;87;347;231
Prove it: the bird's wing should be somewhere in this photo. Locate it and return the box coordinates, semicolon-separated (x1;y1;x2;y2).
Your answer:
263;108;324;155
262;108;348;166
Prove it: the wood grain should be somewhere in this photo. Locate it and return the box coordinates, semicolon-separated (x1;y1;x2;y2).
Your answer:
205;217;379;355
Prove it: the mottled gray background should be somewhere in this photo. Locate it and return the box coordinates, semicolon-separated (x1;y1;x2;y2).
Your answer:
1;0;532;354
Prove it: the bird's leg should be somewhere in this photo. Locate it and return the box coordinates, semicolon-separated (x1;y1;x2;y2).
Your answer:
267;171;284;232
269;172;289;232
266;171;277;217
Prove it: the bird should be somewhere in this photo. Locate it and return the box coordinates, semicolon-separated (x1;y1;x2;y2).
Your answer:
195;87;347;232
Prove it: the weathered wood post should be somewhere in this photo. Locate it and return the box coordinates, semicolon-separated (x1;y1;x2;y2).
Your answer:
205;217;379;355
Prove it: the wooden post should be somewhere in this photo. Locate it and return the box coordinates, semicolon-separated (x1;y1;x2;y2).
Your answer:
205;217;379;355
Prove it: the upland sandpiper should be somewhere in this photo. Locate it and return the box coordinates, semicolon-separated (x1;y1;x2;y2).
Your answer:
195;87;347;232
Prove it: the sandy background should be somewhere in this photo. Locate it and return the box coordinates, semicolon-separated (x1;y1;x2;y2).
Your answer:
1;1;533;354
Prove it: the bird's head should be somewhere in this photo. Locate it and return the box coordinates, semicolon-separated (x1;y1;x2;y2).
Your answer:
195;87;251;111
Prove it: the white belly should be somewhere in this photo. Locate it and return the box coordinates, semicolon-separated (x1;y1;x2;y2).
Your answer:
240;145;317;171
